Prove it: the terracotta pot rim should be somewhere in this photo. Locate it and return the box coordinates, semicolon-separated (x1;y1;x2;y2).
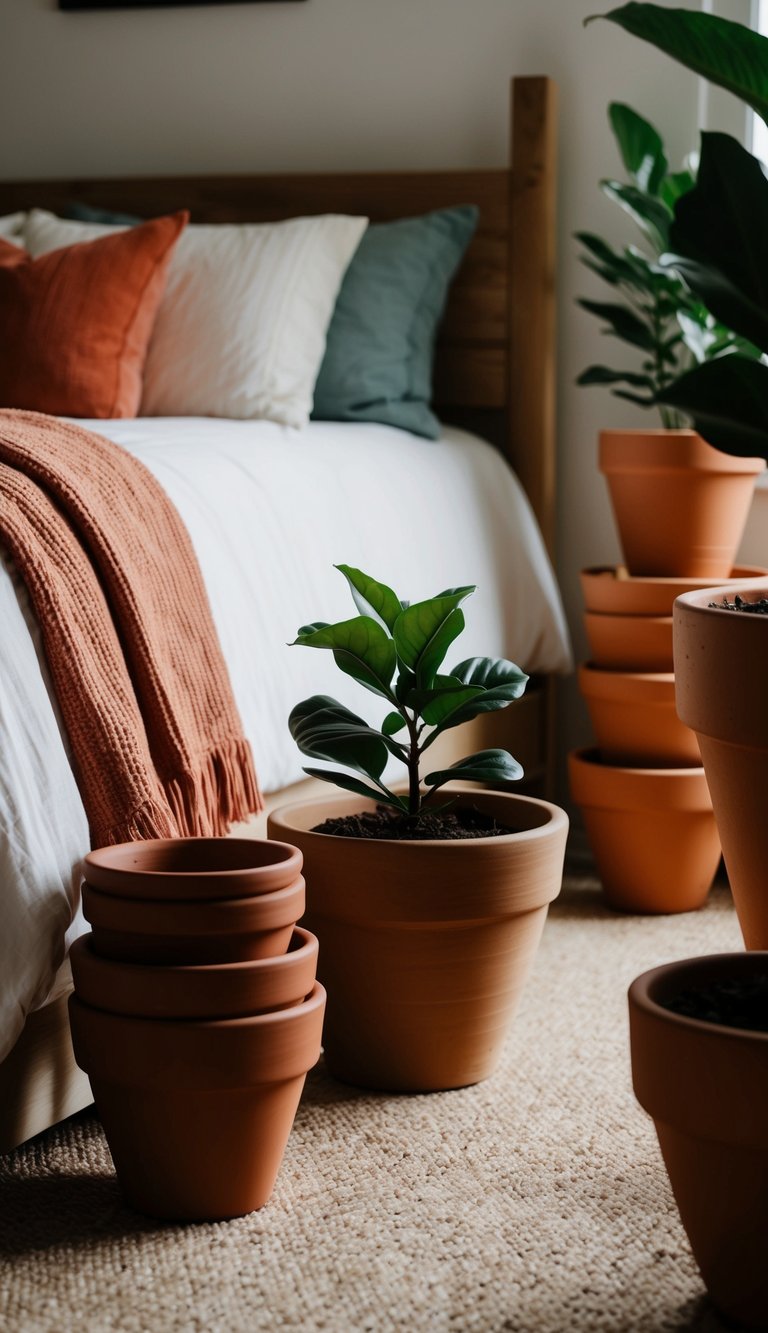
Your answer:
599;429;765;474
73;979;327;1036
675;578;768;617
70;925;316;979
268;786;568;849
84;838;302;897
578;663;676;700
630;954;768;1044
584;609;673;626
568;746;705;781
81;876;305;933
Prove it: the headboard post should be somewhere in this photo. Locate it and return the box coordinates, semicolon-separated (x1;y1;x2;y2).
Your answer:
508;76;558;559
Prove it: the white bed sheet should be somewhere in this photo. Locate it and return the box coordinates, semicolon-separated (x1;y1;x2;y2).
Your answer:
0;418;571;1060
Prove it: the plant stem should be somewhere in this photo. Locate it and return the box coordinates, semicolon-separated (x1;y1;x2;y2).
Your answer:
404;712;422;817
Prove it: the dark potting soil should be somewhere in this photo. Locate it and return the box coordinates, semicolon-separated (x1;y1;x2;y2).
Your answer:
711;595;768;614
664;976;768;1033
311;805;517;841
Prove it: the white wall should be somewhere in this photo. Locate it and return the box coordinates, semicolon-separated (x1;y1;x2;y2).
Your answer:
1;0;740;801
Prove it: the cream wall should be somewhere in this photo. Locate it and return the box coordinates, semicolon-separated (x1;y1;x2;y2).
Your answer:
0;0;751;799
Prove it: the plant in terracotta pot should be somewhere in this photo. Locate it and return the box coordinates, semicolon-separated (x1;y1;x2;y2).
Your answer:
576;73;764;577
267;564;569;1093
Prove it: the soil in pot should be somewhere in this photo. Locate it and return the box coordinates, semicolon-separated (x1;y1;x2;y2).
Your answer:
664;975;768;1032
312;804;516;840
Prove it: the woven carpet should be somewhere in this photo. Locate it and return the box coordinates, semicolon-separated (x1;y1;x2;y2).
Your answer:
0;871;745;1333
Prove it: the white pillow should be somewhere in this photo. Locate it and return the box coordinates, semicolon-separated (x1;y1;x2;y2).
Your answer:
0;212;26;246
24;209;368;427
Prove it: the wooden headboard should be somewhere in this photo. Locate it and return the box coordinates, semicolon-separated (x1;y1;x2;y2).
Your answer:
0;76;557;551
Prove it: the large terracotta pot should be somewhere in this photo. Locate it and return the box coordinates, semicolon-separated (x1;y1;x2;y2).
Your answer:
583;609;673;671
70;926;318;1019
267;787;568;1093
580;564;767;618
629;953;768;1330
568;748;720;914
578;663;700;766
599;431;764;578
674;577;768;948
84;837;302;900
69;982;326;1221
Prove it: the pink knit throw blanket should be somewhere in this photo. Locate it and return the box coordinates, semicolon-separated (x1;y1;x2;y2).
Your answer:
0;410;261;846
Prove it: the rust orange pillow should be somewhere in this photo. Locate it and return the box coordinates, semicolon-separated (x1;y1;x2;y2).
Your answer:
0;212;188;418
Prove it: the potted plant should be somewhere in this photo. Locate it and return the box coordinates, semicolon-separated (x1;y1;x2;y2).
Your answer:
577;97;764;577
629;952;768;1331
267;564;568;1093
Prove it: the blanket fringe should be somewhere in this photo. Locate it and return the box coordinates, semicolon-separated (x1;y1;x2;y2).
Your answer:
98;797;180;848
164;737;263;838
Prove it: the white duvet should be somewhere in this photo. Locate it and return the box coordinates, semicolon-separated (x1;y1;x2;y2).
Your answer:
0;418;571;1060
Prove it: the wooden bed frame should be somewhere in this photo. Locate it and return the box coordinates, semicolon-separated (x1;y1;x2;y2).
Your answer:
0;75;558;1153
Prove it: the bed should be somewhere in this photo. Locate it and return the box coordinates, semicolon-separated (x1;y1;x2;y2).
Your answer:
0;76;568;1152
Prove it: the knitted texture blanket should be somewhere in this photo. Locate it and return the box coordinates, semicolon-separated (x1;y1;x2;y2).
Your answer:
0;409;261;846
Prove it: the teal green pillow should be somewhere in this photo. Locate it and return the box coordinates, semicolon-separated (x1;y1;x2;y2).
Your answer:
311;205;479;439
63;202;143;226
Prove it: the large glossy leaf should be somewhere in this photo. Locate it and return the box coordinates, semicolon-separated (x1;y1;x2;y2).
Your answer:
588;4;768;128
289;696;394;778
292;616;396;698
424;749;524;791
665;133;768;355
334;565;402;632
600;180;670;250
436;657;529;730
609;102;667;195
577;299;655;351
409;676;486;727
301;766;407;813
393;587;474;686
656;356;768;459
659;168;695;212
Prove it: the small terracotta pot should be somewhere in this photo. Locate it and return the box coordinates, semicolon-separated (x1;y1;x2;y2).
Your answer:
69;926;318;1019
81;877;305;964
599;430;764;578
580;564;767;618
69;982;326;1221
84;837;302;900
267;787;568;1093
584;610;673;671
675;577;768;948
578;663;700;766
568;748;720;913
629;954;768;1330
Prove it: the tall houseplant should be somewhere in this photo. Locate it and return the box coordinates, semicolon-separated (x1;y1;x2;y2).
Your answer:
267;565;568;1093
577;81;764;577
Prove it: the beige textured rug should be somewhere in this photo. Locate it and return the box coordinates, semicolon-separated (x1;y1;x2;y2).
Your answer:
0;872;744;1333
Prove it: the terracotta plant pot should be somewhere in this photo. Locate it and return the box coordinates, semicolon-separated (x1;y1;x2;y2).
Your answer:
675;577;768;948
81;876;305;964
580;564;767;618
69;982;326;1221
599;430;764;578
267;787;568;1093
629;953;768;1330
583;609;673;671
84;837;302;900
568;748;720;914
69;926;318;1019
578;663;700;766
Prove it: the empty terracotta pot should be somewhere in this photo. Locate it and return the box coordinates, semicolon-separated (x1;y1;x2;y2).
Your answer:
630;954;768;1330
599;430;764;578
84;837;302;900
675;577;768;949
69;982;326;1221
81;876;305;964
578;663;700;766
583;610;673;671
568;748;720;914
70;926;318;1019
580;564;767;618
268;787;568;1093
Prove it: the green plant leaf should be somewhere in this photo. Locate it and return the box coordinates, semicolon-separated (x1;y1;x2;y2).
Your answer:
408;676;486;727
393;587;474;687
424;748;524;790
600;180;670;250
664;133;768;355
301;766;408;813
334;565;402;632
289;696;393;778
436;657;529;730
587;4;768;128
659;168;695;212
292;617;396;699
382;710;406;736
656;356;768;458
609;102;667;194
577;366;656;390
577;299;656;351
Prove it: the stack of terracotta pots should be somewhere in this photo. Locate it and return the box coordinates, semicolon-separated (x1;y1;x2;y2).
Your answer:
568;428;766;914
68;837;325;1222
